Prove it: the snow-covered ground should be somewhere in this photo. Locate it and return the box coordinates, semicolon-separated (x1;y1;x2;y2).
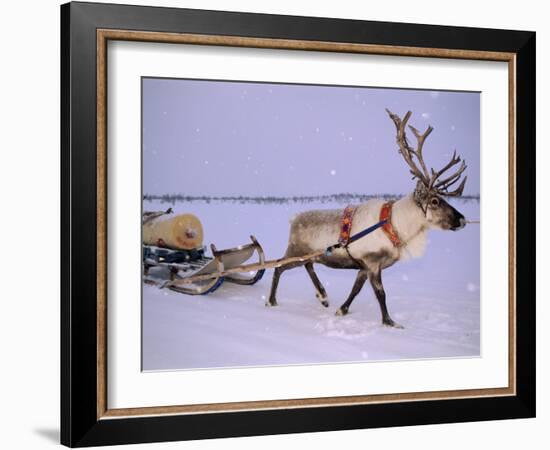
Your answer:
142;199;480;371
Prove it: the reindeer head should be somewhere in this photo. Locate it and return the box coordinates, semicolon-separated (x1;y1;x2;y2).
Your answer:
386;109;467;231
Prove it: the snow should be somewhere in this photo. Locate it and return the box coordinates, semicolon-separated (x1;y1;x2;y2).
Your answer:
142;199;480;371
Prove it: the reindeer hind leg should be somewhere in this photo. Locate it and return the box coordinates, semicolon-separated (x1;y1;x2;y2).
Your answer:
305;262;329;307
267;266;283;307
267;260;307;307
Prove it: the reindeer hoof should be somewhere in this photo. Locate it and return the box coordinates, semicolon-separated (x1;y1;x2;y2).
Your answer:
266;299;278;307
316;292;329;307
335;307;348;316
383;319;404;329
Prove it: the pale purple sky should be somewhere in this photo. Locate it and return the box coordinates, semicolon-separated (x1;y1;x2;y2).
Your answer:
142;78;479;197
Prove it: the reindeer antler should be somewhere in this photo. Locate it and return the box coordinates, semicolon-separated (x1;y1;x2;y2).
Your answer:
386;109;467;197
430;150;468;196
385;109;431;186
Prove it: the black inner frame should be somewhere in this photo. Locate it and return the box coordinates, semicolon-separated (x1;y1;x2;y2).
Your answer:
61;2;535;447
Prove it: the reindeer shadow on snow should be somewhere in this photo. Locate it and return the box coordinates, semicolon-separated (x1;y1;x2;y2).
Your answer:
267;109;468;329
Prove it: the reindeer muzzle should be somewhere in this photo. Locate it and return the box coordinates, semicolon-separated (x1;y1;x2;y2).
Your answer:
452;216;466;231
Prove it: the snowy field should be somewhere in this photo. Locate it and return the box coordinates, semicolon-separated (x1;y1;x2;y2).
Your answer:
142;199;480;371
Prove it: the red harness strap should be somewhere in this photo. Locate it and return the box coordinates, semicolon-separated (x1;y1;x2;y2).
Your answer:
338;205;357;246
380;202;402;247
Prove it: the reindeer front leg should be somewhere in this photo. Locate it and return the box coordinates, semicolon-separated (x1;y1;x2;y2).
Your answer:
369;269;403;328
335;269;369;316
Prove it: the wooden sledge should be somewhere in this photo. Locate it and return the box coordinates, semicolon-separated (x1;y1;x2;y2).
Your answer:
143;236;266;295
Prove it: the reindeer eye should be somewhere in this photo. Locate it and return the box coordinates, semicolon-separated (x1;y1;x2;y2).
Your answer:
430;197;440;207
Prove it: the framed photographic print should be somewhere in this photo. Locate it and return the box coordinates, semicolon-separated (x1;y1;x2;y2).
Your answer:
61;1;536;447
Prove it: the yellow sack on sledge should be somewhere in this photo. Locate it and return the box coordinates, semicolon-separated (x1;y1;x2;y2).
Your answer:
143;213;203;250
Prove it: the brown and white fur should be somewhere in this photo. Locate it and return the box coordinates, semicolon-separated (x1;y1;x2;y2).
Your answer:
267;189;466;328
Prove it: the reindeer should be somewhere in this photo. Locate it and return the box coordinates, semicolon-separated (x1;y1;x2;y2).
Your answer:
267;109;468;328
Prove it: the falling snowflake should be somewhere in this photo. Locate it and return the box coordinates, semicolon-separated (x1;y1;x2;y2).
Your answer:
330;169;336;176
402;274;409;281
204;160;209;165
348;137;353;141
196;128;200;132
315;127;320;133
466;282;479;292
451;125;456;131
421;112;430;119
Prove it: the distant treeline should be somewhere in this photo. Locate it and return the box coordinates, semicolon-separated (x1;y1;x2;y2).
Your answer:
143;193;480;205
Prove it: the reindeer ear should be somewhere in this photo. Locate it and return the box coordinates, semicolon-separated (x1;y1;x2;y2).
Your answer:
413;181;430;205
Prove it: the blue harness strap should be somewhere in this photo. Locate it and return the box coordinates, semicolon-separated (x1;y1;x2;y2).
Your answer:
347;219;388;244
325;219;388;256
